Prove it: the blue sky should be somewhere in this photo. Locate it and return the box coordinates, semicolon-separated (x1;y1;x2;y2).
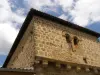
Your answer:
0;0;100;67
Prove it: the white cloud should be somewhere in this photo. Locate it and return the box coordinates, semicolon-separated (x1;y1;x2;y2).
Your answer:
25;0;100;27
58;0;74;12
70;0;100;26
11;13;25;24
24;0;55;10
0;0;11;22
0;0;25;55
54;0;100;26
0;0;25;24
0;23;18;43
59;14;68;20
15;8;25;16
57;0;100;27
0;22;19;55
72;16;89;26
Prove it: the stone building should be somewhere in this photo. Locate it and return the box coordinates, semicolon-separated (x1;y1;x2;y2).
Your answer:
0;8;100;75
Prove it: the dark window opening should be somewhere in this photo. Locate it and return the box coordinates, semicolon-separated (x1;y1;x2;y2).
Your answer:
48;61;56;67
39;60;42;64
83;57;87;64
30;31;33;34
22;46;24;49
61;64;66;68
73;36;79;45
65;34;71;43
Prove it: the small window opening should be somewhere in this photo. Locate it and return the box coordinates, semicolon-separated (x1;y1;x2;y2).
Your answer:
30;31;33;34
65;34;73;50
22;46;24;49
83;57;87;64
65;34;71;43
48;61;56;67
61;64;66;68
73;36;79;45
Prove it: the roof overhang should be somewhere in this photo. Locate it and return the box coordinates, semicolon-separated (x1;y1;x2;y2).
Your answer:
0;68;34;75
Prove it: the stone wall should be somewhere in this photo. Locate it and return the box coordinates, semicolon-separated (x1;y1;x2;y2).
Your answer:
33;16;100;67
7;20;35;68
7;15;100;69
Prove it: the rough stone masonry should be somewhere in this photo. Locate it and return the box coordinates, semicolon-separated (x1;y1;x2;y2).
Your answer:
7;15;100;75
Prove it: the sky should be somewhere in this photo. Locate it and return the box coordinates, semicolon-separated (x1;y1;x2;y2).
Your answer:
0;0;100;67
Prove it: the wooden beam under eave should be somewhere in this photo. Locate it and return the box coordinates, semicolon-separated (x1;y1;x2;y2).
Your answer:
93;68;98;74
42;60;48;67
56;63;61;68
34;60;40;64
76;66;81;72
85;67;90;72
66;64;72;70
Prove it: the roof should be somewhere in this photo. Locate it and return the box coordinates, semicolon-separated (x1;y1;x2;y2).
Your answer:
0;68;34;75
0;68;34;73
3;8;100;68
